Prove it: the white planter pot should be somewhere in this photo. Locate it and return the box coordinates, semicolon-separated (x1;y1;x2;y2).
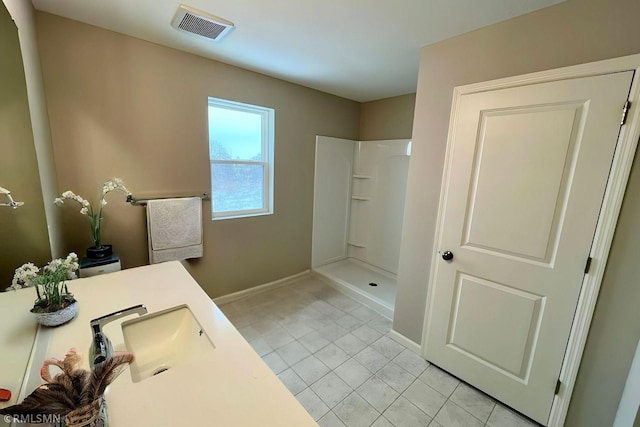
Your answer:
34;301;78;327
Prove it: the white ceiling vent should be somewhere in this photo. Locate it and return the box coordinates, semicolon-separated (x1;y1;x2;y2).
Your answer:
171;5;235;42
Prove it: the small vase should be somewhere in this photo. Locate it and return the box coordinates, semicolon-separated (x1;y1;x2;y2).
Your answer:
60;395;108;427
34;301;79;327
86;245;113;260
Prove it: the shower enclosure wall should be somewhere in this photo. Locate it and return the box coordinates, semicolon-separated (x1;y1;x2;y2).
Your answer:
311;136;410;318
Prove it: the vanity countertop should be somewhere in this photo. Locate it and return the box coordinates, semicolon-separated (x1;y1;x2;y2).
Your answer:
2;262;317;426
0;289;38;409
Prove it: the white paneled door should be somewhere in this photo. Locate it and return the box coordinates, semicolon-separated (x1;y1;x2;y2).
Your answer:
424;71;633;424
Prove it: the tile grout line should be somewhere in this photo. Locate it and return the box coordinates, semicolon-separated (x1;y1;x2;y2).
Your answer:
377;377;414;427
223;277;534;427
483;394;501;427
430;379;462;426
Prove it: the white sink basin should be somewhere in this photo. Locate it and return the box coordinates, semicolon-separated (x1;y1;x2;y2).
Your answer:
121;304;216;383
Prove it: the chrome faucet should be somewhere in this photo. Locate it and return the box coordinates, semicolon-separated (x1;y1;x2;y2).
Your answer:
89;304;147;365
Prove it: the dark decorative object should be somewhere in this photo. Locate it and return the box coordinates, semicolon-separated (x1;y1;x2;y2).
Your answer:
0;349;134;427
86;245;113;260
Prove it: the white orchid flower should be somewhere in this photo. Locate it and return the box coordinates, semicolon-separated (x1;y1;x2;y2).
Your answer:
55;178;130;248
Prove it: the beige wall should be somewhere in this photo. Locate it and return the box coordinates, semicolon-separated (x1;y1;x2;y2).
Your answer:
0;1;50;287
572;160;640;427
394;0;640;425
35;12;360;297
359;93;415;140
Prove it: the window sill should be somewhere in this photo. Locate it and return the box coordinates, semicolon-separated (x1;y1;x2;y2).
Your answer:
212;211;273;221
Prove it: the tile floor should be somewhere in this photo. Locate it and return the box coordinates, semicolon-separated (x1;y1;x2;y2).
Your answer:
218;276;540;427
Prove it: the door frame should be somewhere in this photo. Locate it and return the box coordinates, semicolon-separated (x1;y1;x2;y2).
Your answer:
421;54;640;427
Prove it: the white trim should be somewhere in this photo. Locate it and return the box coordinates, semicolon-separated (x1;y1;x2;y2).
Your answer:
212;270;310;305
211;210;273;221
389;329;421;354
208;97;275;220
212;159;268;166
421;54;640;427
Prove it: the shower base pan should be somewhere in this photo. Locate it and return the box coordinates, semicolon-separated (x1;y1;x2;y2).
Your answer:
313;258;396;319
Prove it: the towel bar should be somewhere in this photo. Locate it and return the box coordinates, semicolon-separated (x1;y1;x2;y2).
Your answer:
126;193;209;206
0;186;24;208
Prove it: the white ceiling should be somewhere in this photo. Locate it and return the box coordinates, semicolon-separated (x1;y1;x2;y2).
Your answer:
31;0;564;102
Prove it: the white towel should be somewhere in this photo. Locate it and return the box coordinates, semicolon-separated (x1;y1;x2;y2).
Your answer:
146;197;203;264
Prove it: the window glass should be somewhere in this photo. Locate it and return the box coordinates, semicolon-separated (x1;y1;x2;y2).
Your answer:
208;98;274;220
208;106;263;161
211;163;264;212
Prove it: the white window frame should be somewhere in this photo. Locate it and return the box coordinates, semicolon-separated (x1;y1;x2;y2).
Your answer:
208;97;274;220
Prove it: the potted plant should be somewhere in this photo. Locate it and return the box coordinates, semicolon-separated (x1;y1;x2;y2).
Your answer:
54;178;131;259
10;253;80;327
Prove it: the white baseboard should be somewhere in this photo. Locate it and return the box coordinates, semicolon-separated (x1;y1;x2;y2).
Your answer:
389;329;421;354
213;270;311;305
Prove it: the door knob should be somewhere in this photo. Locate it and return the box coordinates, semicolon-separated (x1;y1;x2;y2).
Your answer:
441;251;454;261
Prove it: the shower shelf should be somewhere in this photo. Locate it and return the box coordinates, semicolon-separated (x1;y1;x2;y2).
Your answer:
351;196;370;201
347;241;366;248
352;175;372;179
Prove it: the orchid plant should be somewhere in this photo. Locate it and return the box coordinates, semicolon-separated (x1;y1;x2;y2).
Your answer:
10;253;79;313
54;178;131;249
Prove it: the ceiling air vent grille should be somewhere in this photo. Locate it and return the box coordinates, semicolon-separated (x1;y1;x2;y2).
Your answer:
171;5;235;41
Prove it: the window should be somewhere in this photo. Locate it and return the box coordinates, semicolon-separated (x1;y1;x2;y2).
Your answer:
208;98;274;220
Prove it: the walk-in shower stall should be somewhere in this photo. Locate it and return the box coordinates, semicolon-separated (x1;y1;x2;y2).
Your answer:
311;136;411;318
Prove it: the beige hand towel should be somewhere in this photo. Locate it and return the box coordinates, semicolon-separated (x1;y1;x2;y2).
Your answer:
146;197;203;264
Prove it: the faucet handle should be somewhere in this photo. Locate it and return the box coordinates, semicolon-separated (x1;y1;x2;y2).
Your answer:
90;304;147;366
90;304;148;330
